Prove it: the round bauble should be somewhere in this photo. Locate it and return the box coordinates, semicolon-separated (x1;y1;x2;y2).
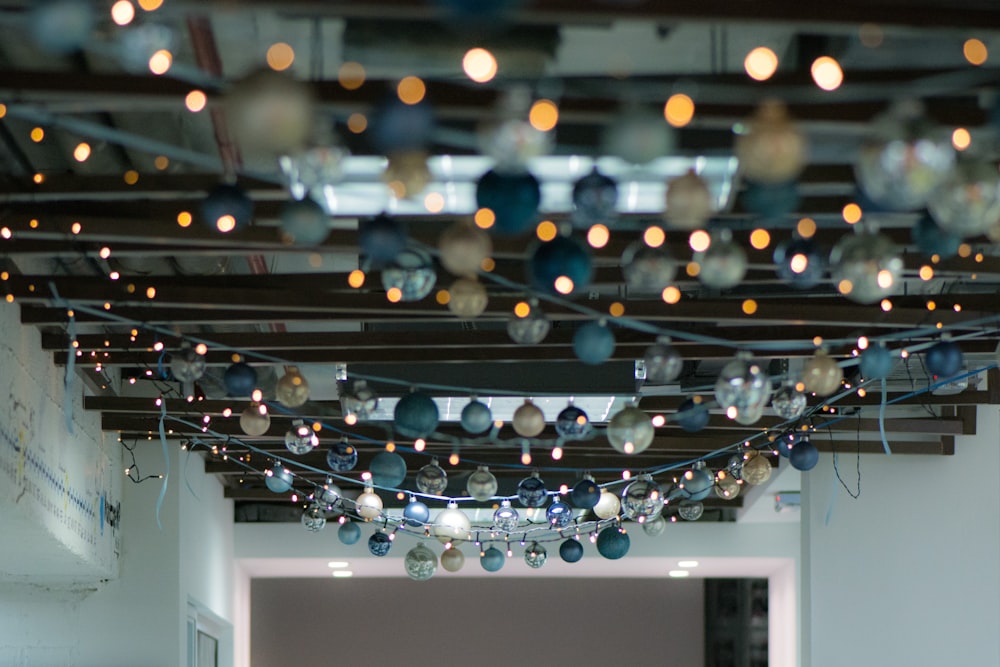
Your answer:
925;340;963;378
516;474;548;508
340;380;379;422
546;499;573;528
555;404;591;439
326;440;358;472
774;237;824;289
643;515;668;536
403;498;431;526
478;118;552;173
742;180;801;219
573;322;616;365
240;405;271;437
265;463;293;493
460;399;493;434
570;477;601;509
338;521;362;545
279;197;330;246
677;500;704;521
446;277;489;319
440;547;465;573
859;344;894;380
621;242;677;293
434;503;471;544
404;543;439;581
621;476;664;522
596;527;630;560
224;362;257;397
675;398;710;432
789;437;820;471
480;546;506;572
370;96;435;154
603;108;675;165
369;451;407;489
696;234;747;289
415;460;448;495
226;70;313;156
275;366;310;408
394;390;439;439
355;488;384;520
284;421;318;455
383;151;431;199
301;505;326;532
438;220;492;277
592;488;621;519
368;531;392;557
493;500;520;532
512;400;546;438
715;474;741;500
607;404;655;455
664;170;713;230
169;346;206;384
559;538;585;563
740;451;772;486
528;235;593;295
524;542;548;569
735;101;807;184
381;248;437;302
802;350;843;396
475;169;541;235
677;465;714;502
715;354;771;416
571;168;619;228
359;214;407;267
507;308;551;345
643;342;683;384
771;384;807;421
829;230;903;304
467;466;498;502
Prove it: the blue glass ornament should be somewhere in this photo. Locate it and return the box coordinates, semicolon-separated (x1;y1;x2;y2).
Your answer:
555;404;591;439
280;197;330;246
223;362;257;397
516;473;547;508
528;235;593;295
493;500;520;532
480;546;506;572
774;238;824;289
559;538;584;563
789;437;820;471
381;248;437;301
678;465;714;502
370;97;435;154
860;344;894;380
326;440;358;472
925;340;963;378
359;214;407;267
265;464;293;494
367;531;392;557
369;451;407;488
546;499;573;528
573;322;615;365
394;390;440;439
338;521;361;545
30;0;94;54
675;398;710;432
403;497;431;526
460;399;493;434
571;168;619;228
912;214;961;260
202;183;253;232
569;477;600;509
741;180;800;219
596;527;630;560
475;169;541;235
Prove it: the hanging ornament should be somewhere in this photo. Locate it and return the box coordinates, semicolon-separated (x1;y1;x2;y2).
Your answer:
169;344;207;386
279;197;331;246
225;69;314;156
802;349;843;396
726;454;745;481
368;531;393;557
438;220;493;278
118;23;176;74
733;402;766;426
741;180;801;219
677;500;704;521
559;538;585;563
677;462;714;502
507;306;551;345
596;527;630;560
643;340;683;385
301;504;326;533
715;472;741;500
381;247;437;302
928;161;1000;237
773;237;824;289
675;397;710;432
621;242;677;293
416;459;448;495
223;361;257;397
369;451;407;489
355;486;384;520
478;112;553;173
740;451;772;486
592;488;621;519
327;439;358;472
573;321;616;365
570;476;601;509
925;340;963;378
394;390;440;439
735;100;807;184
340;380;379;422
404;543;439;581
475;169;541;235
643;515;668;536
664;170;713;230
860;344;894;380
571;168;619;228
546;498;574;528
383;151;432;199
446;277;489;319
771;383;808;421
912;213;962;260
460;399;493;434
276;366;310;408
829;228;903;304
370;95;435;155
602;108;675;165
403;497;431;527
512;400;546;438
338;520;362;545
315;480;342;508
278;145;346;215
527;235;594;296
440;547;465;573
695;230;747;290
435;502;471;544
240;404;271;437
29;0;95;54
265;463;293;493
467;466;498;502
480;546;506;572
606;404;655;455
555;403;591;439
855;101;955;211
516;472;547;508
789;436;820;471
621;475;664;522
493;499;520;532
524;542;548;569
359;214;407;268
715;353;772;421
284;419;318;455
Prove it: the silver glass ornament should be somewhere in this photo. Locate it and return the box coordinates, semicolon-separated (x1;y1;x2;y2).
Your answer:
478;118;553;173
315;479;342;508
523;542;548;569
507;307;551;345
493;499;520;532
555;403;591;439
622;241;677;293
715;353;771;419
643;340;683;384
415;459;448;495
340;380;378;422
169;344;206;384
829;229;902;304
381;248;437;302
301;504;327;532
279;146;346;215
642;514;668;536
715;473;741;500
621;475;664;522
771;382;808;421
276;366;310;408
928;161;1000;238
606;404;655;455
467;466;498;502
695;232;747;290
404;543;438;581
284;419;319;455
677;500;704;521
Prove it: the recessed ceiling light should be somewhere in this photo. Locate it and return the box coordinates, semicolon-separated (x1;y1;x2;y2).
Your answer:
668;570;690;578
677;560;699;568
327;561;349;569
332;571;353;578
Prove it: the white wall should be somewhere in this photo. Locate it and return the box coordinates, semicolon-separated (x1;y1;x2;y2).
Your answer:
803;406;1000;666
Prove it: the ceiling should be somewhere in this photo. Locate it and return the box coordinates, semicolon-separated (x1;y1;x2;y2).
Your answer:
1;1;999;528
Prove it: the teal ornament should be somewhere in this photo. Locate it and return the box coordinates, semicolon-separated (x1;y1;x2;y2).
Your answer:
202;183;253;233
596;527;630;560
280;197;330;246
359;214;407;267
265;464;294;494
369;451;407;488
381;248;437;301
573;322;615;365
912;214;961;260
30;0;94;54
555;404;591;439
223;362;257;397
326;440;358;472
480;546;506;572
545;499;573;528
741;180;800;219
367;531;392;557
860;344;894;380
394;390;440;439
678;465;714;502
789;437;820;471
925;340;963;378
571;168;619;228
569;477;600;509
559;538;585;563
776;432;799;458
475;169;541;235
774;238;824;289
461;399;493;434
403;497;430;526
675;398;709;432
338;521;362;545
493;500;520;532
524;542;548;569
516;473;547;508
528;235;593;295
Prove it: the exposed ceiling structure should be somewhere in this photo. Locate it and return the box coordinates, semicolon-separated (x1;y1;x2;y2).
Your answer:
1;1;1000;528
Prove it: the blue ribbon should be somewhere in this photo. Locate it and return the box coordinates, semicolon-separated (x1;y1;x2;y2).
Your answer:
156;400;170;530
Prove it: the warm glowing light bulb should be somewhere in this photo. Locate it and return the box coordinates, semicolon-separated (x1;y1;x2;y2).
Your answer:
797;217;817;239
952;127;971;151
348;269;365;288
216;215;236;233
424;192;445;213
587;224;610;248
397;76;426;105
689;230;711;252
185;90;207;113
148;49;173;75
662;286;681;304
266;42;295;71
536;220;558;241
463;48;498;83
529;99;559;132
749;228;770;250
744;47;779;81
789;253;809;274
842;202;862;224
811;56;844;91
553;276;575;294
111;0;135;26
73;143;91;162
664;94;695;127
643;225;666;248
474;208;495;229
964;38;988;66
